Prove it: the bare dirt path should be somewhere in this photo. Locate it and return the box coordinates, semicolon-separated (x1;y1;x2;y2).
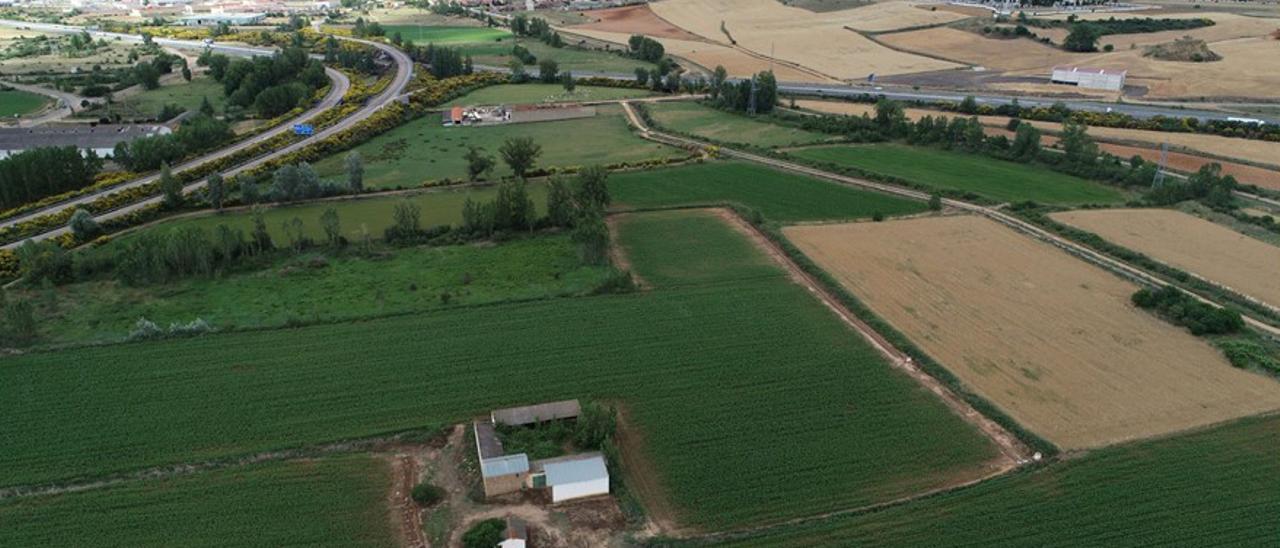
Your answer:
618;101;1280;340
387;454;427;548
705;207;1033;465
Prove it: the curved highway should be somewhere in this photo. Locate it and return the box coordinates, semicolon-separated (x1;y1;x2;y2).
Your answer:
0;21;413;246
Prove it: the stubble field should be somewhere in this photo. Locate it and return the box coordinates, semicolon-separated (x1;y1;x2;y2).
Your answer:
784;215;1280;449
1052;208;1280;309
649;0;961;79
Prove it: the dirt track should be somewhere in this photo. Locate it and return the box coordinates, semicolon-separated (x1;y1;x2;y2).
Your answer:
786;215;1280;449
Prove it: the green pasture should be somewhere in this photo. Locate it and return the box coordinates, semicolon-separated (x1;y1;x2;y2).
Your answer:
717;415;1280;546
444;83;653;106
0;88;50;117
21;234;609;346
381;24;510;45
787;143;1127;205
140;184;545;242
647;101;838;149
458;37;654;74
609;161;927;221
0;456;395;547
0;210;996;530
311;105;678;188
83;76;226;120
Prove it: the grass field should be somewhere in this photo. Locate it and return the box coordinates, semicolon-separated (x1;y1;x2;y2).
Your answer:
444;83;653;106
609;161;927;221
0;455;395;547
1051;208;1280;310
788;143;1127;205
717;415;1280;546
784;215;1280;449
381;24;510;45
648;102;837;148
82;76;226;120
457;37;655;74
136;184;546;242
0;88;50;117
311;104;678;187
0;209;997;531
19;235;610;346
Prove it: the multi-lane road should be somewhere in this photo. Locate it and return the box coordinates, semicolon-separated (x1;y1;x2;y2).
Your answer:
0;21;413;247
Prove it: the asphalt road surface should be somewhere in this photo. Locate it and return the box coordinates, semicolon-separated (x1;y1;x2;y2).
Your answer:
0;21;412;247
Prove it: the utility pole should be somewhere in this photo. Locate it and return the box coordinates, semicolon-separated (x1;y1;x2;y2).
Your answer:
748;74;758;115
1153;142;1169;188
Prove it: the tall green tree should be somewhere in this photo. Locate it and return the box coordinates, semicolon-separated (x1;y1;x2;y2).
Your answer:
1010;122;1042;162
320;207;341;247
571;208;610;266
206;172;225;210
160;163;183;209
345;151;364;192
464;146;495;182
545;176;574;228
1063;23;1102;52
574;165;610;212
499;137;542;179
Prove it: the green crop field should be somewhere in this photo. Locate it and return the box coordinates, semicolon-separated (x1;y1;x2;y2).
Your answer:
0;210;996;531
0;88;49;117
648;102;837;149
615;210;786;288
715;415;1280;546
311;104;678;188
0;455;395;547
131;184;546;243
610;161;926;221
787;144;1127;205
381;24;510;45
20;234;610;346
458;38;654;74
444;83;653;106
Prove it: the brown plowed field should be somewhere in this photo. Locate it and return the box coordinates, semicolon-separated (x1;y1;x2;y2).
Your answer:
1051;208;1280;309
573;4;701;40
785;215;1280;450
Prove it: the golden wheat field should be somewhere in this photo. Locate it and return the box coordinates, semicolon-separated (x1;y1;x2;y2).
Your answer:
649;0;961;79
785;215;1280;450
1051;208;1280;309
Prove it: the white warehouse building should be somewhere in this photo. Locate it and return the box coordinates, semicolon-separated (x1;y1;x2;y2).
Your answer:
1051;65;1127;91
537;453;610;503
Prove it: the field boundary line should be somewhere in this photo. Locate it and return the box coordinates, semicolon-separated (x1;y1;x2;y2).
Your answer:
0;431;437;501
698;206;1033;465
618;101;1280;341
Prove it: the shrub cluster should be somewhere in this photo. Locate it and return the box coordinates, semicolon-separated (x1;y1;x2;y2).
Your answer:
1132;285;1244;335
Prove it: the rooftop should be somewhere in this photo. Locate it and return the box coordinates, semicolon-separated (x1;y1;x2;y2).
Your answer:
491;399;581;426
0;124;168;151
480;453;530;478
1051;65;1128;77
473;420;504;460
505;516;527;540
539;453;607;486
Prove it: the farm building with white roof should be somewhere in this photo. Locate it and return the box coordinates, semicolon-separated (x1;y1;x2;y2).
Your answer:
473;399;611;502
1051;65;1127;91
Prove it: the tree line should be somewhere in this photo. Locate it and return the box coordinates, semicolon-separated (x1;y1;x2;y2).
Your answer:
0;147;102;210
112;113;234;172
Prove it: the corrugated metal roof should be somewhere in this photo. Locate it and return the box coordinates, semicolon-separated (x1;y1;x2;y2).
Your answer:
481;454;529;478
491;399;581;426
473;421;504;460
1051;65;1127;77
542;454;607;486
